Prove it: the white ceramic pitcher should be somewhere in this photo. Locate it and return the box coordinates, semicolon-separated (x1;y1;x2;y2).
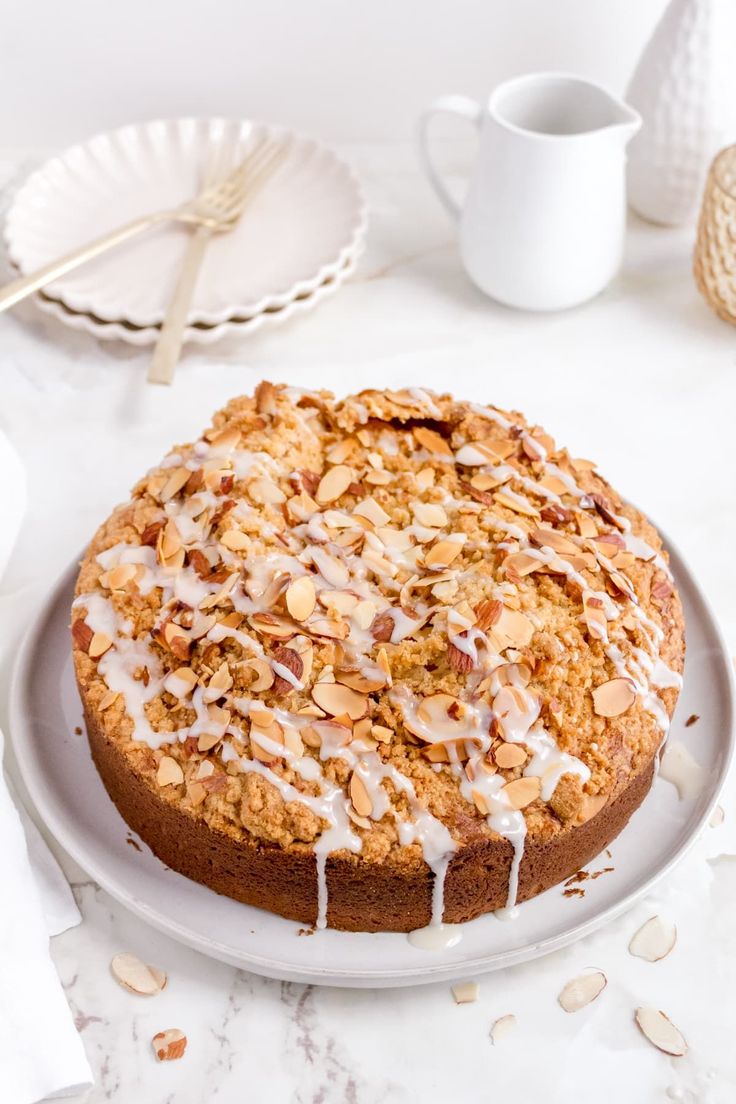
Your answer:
417;73;641;311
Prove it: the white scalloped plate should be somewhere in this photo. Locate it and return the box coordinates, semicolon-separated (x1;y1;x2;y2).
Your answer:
9;536;733;987
24;248;359;346
4;118;367;328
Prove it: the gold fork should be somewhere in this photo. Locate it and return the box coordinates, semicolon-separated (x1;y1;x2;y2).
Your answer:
148;138;286;385
0;144;281;314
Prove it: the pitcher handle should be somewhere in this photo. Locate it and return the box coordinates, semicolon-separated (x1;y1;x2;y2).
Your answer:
416;95;482;221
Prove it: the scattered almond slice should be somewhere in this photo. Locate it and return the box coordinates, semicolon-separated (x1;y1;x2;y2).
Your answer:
316;464;353;504
157;756;184;787
490;1014;516;1044
152;1028;188;1062
494;742;527;769
710;804;725;827
349;771;373;818
312;681;368;720
111;952;167;996
501;776;541;810
89;632;113;659
425;537;465;569
592;677;636;718
628;916;677;962
635;1007;687;1056
557;971;607;1012
286;575;316;622
452;981;479;1004
414;426;453;457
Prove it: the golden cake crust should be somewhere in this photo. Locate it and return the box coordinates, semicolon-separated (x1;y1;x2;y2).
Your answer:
72;383;684;931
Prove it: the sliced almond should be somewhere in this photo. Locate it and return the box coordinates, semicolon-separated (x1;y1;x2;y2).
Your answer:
494;490;539;518
501;776;541;810
286;575;316;622
592;678;636;718
412;502;448;527
452;981;479;1004
159;466;191;503
98;689;120;711
242;657;275;692
488;607;534;651
110;952;167;996
248;612;296;639
503;551;541;578
628;916;677;962
414;426;453;457
101;562;138;591
311;547;350;588
220;529;249;552
424;537;465;570
152;1028;188;1062
558;971;607;1012
371;724;393;744
326;437;358;464
203;661;233;702
354;497;391;527
88;632;113;659
316;464;353;504
208;424;241;451
349;771;373;818
530;527;580;555
490;1014;516;1044
635;1007;687;1056
335;668;386;693
156;756;184;787
494;742;527;769
312;682;368;720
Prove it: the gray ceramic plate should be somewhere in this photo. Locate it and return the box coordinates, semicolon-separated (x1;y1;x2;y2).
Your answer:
9;538;734;987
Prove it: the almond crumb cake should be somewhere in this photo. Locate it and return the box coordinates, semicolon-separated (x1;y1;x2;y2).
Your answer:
72;384;684;933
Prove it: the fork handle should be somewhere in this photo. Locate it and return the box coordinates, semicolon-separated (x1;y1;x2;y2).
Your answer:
0;208;178;314
148;225;211;385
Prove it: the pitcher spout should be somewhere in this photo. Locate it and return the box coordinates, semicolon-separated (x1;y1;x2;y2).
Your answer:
605;98;642;144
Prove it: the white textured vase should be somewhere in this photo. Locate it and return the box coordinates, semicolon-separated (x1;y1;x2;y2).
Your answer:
626;0;736;226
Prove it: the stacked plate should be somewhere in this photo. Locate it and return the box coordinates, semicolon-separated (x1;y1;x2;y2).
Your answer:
4;118;367;345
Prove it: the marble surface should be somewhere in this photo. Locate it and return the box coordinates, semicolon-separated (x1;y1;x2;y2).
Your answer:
1;143;735;1103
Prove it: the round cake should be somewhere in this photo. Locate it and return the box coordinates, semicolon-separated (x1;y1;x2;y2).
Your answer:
72;384;684;933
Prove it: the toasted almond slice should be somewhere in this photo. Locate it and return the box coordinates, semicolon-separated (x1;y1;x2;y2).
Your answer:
309;618;350;640
195;759;215;780
452;981;479;1004
628;916;677;962
489;607;534;651
316;464;353;504
592;677;636;718
248;612;297;638
163;667;198;699
502;776;541;810
208;424;241;451
311;547;350;588
530;527;580;555
414;426;454;457
349;771;373;818
102;562;138;591
412;502;448;527
197;732;221;752
634;1007;687;1056
111;952;167;996
371;724;393;744
157;756;184;787
99;689;120;711
283;726;305;758
286;575;316;622
494;490;539;518
424;538;465;569
494;742;527;769
89;632;113;659
220;529;249;551
326;437;358;464
558;971;607;1012
152;1028;188;1061
364;469;393;486
312;682;368;720
354;497;391;527
243;657;275;692
335;668;386;693
159;466;191;503
575;792;608;825
490;1014;516;1044
503;551;541;578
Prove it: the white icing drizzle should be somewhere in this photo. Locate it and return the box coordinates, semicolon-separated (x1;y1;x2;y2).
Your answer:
76;390;680;941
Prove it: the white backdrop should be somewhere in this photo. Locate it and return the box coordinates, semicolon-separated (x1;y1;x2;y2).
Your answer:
2;0;668;145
